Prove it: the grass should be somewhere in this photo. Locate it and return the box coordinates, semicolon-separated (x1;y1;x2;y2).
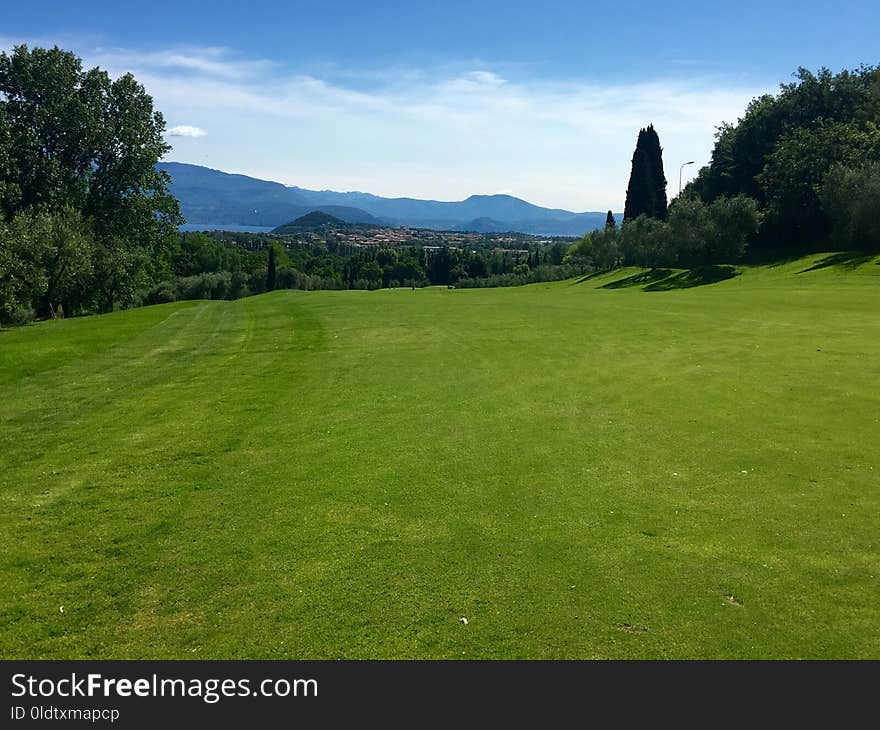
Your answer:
1;252;879;659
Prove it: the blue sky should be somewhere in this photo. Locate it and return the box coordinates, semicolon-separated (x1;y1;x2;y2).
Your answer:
3;1;879;210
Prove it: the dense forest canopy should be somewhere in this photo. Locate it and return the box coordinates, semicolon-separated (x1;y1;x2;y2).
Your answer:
688;65;880;252
569;64;880;275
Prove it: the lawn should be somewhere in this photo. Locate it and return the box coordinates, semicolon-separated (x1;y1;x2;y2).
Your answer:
1;253;878;658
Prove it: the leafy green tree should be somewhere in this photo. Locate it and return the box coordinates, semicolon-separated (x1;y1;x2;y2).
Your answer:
565;227;622;271
0;215;46;322
706;195;761;263
822;162;880;252
546;241;569;265
266;244;277;291
605;210;616;229
0;105;17;216
0;44;182;312
620;215;673;269
666;197;713;266
0;207;96;321
759;121;880;243
590;227;621;270
564;234;592;264
688;65;880;252
664;195;759;266
34;207;95;317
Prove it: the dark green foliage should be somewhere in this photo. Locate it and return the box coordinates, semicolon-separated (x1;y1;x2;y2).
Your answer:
759;121;879;244
0;45;182;322
623;125;668;221
589;227;622;270
822;162;880;252
620;216;674;268
663;195;760;267
267;244;278;292
605;210;616;229
456;263;579;288
688;65;880;251
576;194;759;272
704;195;762;264
138;228;579;302
0;207;96;320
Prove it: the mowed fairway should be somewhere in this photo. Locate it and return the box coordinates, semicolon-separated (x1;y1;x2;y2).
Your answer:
1;254;878;659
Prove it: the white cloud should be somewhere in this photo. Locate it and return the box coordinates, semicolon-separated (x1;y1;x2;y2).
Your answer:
165;125;207;138
2;39;772;210
89;45;275;80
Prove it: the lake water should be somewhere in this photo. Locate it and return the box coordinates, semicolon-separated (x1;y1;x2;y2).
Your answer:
180;224;275;233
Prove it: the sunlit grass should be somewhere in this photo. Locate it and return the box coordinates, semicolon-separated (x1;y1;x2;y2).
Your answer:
1;253;878;658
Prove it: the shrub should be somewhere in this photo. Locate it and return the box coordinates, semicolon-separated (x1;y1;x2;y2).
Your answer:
822;162;880;253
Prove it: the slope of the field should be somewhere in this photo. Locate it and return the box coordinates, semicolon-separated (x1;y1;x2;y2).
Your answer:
1;254;878;658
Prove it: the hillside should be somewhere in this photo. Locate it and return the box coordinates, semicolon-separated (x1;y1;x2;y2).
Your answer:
453;217;514;233
158;162;612;236
272;211;349;233
159;162;382;227
3;253;878;659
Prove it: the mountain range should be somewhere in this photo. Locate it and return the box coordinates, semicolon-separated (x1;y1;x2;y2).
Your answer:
158;162;614;237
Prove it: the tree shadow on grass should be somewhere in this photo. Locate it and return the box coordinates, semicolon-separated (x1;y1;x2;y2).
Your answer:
571;270;614;285
798;252;876;273
644;265;739;291
600;269;674;289
763;253;807;268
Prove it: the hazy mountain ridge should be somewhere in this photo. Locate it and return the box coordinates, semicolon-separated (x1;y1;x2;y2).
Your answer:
159;162;612;236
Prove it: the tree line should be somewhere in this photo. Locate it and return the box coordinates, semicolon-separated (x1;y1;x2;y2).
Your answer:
567;195;760;272
691;65;880;256
138;232;577;304
572;65;880;275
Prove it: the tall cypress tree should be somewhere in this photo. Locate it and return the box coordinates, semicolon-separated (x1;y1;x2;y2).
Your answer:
605;210;616;228
623;125;668;221
643;124;668;220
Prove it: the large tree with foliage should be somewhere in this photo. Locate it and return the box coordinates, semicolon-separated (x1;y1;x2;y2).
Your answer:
822;161;880;252
687;65;880;251
0;45;181;319
623;125;668;222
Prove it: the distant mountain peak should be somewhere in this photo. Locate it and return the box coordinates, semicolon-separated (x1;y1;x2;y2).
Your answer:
158;162;616;237
464;193;516;201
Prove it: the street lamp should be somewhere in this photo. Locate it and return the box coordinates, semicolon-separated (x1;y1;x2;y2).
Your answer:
679;161;695;196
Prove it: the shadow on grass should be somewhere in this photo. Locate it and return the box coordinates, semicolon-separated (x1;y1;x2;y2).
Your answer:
798;252;876;273
600;269;674;289
571;270;613;285
644;265;739;291
763;254;807;268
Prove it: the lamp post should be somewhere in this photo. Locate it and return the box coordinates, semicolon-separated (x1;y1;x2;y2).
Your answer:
679;161;695;196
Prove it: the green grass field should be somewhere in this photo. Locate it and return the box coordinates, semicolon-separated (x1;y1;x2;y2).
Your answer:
2;253;878;659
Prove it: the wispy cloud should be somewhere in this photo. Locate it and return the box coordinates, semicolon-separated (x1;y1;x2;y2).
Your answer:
90;45;276;80
165;125;207;138
1;39;772;210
